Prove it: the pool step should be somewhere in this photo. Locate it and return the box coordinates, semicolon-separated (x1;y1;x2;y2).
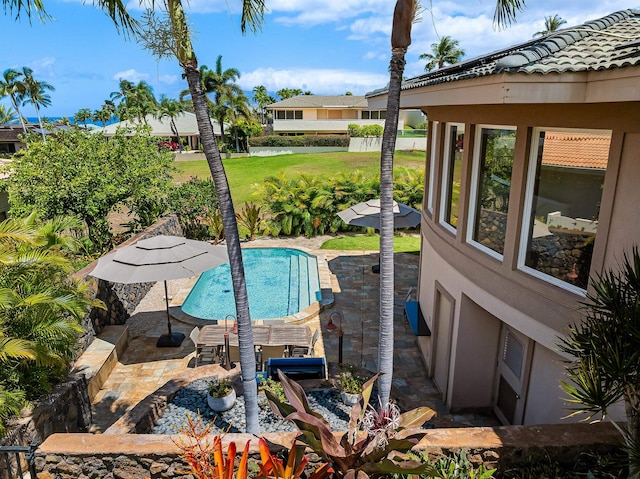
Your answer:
307;255;321;302
287;255;300;315
298;255;310;311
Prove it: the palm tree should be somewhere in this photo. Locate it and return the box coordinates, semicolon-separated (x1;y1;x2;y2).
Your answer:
0;69;27;133
419;35;465;72
157;95;185;147
252;85;272;125
0;104;18;125
201;56;243;146
533;14;566;37
20;67;55;140
134;5;264;434
276;88;302;100
227;92;252;152
74;107;93;127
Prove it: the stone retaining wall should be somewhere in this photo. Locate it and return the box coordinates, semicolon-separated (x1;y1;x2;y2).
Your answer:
35;422;621;478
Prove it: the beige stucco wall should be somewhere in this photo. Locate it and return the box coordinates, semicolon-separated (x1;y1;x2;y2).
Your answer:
415;100;640;425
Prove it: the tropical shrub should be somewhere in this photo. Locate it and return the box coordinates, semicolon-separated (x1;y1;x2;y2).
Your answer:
249;135;349;147
0;214;103;435
167;177;219;240
266;370;438;478
361;124;384;137
174;414;250;479
558;246;640;476
236;202;264;240
5;126;174;253
256;170;420;237
257;437;333;479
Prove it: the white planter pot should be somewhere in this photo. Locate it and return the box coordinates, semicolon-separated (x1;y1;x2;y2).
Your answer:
341;391;361;406
207;388;236;412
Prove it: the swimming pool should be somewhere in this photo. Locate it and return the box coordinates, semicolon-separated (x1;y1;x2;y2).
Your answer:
180;247;322;320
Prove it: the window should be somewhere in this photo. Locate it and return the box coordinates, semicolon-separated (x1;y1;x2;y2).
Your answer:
440;123;464;231
468;126;516;257
519;129;611;291
427;121;438;214
362;110;386;120
275;110;302;120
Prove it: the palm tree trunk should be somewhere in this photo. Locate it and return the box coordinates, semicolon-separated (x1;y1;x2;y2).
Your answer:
10;95;27;134
183;62;259;434
34;103;46;142
377;0;415;406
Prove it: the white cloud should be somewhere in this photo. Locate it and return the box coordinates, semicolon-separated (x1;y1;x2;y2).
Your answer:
238;67;388;95
26;57;56;78
112;69;150;83
158;74;179;85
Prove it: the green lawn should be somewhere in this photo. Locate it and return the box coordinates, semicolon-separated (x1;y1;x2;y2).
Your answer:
320;234;421;254
173;151;425;204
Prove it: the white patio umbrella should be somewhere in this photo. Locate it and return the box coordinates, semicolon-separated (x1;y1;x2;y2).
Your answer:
338;199;421;273
337;198;421;230
89;235;229;347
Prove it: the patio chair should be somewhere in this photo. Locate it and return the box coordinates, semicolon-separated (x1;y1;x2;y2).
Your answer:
290;328;320;357
261;345;286;370
189;327;201;366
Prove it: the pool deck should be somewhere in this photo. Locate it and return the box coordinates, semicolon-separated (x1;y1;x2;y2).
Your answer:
89;238;499;433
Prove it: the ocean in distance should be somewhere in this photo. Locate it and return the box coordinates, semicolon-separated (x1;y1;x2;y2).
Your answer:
25;116;118;126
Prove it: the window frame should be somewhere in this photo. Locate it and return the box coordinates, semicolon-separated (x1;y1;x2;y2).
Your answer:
427;121;439;215
466;124;517;261
516;127;610;296
438;122;464;234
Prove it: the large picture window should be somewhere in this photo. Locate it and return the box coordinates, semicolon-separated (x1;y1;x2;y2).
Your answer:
519;129;611;291
439;123;464;231
468;127;516;257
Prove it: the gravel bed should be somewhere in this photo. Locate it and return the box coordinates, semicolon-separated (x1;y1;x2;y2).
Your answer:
150;377;352;434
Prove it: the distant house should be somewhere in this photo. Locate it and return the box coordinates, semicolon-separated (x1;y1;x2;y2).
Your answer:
0;125;28;154
102;112;222;150
367;9;640;426
266;95;424;136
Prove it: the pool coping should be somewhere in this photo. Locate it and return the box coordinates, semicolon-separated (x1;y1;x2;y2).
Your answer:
168;244;336;327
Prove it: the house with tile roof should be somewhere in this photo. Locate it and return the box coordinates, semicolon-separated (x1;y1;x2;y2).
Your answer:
102;112;222;151
266;95;424;136
367;9;640;425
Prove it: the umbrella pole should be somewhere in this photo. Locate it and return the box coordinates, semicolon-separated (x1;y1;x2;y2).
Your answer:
156;280;186;348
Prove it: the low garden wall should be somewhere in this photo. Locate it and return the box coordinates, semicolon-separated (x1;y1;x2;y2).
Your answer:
348;137;426;152
35;422;622;478
249;146;348;156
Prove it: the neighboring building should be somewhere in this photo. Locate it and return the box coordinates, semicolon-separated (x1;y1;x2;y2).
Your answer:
367;9;640;425
102;112;222;150
267;95;422;136
0;125;28;154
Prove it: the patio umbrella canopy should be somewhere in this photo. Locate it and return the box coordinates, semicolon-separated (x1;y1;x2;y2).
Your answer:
337;198;421;230
90;235;229;347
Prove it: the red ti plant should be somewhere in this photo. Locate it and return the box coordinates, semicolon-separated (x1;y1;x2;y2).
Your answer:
265;370;440;478
173;413;250;479
256;437;334;479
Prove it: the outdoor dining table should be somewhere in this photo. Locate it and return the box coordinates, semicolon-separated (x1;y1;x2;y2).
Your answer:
197;324;271;347
198;324;312;349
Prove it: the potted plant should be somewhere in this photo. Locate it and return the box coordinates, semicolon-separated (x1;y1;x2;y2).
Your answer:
338;368;365;406
206;377;236;412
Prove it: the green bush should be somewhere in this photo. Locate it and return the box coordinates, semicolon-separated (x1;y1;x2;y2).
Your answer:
167;177;219;240
361;124;384;137
348;123;363;137
248;135;349;147
256;169;420;237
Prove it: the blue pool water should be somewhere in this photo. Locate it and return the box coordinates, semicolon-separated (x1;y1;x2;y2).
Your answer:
181;248;322;320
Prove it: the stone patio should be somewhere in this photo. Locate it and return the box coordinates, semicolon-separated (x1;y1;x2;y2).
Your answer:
89;238;499;433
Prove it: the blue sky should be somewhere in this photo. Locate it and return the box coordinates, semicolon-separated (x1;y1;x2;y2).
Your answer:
1;0;636;117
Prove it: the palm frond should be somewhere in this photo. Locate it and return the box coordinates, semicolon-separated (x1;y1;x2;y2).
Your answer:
240;0;266;34
493;0;526;29
0;337;36;362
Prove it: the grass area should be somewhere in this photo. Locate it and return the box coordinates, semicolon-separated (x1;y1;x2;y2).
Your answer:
320;234;421;254
173;151;425;204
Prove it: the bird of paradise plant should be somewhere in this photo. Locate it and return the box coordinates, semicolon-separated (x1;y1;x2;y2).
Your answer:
265;370;440;478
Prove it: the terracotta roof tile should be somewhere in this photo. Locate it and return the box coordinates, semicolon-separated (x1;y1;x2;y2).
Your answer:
541;132;610;169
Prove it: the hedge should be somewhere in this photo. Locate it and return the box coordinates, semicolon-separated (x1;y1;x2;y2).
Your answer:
248;135;350;147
